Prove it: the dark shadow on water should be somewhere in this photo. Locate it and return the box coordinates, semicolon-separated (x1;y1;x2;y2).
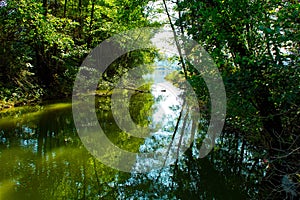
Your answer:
0;96;265;199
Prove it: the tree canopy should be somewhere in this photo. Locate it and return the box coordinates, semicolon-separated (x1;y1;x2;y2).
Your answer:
0;0;299;198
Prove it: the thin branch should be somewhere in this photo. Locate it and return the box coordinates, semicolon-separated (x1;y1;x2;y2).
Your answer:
162;0;188;79
155;99;186;182
272;147;300;160
174;110;189;172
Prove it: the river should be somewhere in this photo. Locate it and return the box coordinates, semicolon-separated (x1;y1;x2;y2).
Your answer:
0;67;264;199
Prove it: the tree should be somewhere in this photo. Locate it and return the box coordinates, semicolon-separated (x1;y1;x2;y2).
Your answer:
165;0;299;198
0;0;156;103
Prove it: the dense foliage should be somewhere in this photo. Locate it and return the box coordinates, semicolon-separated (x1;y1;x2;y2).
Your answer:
166;0;299;198
0;0;155;105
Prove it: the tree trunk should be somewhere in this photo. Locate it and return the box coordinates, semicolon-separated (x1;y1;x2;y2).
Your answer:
64;0;67;17
42;0;48;15
87;0;95;47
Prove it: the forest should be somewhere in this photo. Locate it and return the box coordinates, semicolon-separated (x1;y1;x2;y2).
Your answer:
0;0;299;199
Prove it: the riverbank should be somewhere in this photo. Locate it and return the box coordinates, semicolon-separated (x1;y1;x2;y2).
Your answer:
0;87;152;112
0;101;13;110
0;98;41;110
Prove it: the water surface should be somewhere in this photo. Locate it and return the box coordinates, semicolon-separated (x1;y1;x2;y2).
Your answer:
0;69;263;199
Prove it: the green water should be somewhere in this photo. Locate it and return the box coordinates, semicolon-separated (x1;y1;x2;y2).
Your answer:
0;99;119;198
0;93;262;199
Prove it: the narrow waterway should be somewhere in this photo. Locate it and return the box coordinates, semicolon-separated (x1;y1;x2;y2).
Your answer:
0;66;264;199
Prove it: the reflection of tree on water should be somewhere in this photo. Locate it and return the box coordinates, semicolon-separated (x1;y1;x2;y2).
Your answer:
118;110;268;199
0;99;144;199
0;98;289;199
1;85;297;198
